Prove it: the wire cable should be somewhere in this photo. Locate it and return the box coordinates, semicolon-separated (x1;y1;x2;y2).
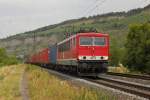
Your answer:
81;0;100;16
81;0;102;17
83;0;108;17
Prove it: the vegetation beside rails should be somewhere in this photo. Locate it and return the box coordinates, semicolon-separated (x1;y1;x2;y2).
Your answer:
108;65;129;73
108;65;145;75
26;65;116;100
0;64;25;100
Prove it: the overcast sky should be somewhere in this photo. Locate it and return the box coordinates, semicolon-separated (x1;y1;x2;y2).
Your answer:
0;0;150;38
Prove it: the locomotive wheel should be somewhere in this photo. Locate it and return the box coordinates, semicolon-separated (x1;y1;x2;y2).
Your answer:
76;65;83;76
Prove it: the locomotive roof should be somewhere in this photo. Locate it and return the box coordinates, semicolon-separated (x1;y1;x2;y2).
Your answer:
57;32;109;45
77;32;109;36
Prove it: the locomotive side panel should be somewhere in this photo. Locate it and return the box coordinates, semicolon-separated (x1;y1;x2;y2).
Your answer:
57;36;78;66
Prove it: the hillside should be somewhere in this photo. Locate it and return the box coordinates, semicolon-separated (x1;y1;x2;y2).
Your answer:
0;4;150;59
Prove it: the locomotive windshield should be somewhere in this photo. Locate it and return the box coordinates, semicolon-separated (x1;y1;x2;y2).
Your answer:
80;37;93;46
80;37;106;46
94;37;105;46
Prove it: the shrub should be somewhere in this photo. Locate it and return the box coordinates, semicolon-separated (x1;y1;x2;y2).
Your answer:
124;23;150;73
0;48;19;67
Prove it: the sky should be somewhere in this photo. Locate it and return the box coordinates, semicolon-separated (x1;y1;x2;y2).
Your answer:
0;0;150;38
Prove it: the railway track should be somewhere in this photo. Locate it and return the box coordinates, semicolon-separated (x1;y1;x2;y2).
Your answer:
45;66;150;99
87;76;150;99
107;72;150;80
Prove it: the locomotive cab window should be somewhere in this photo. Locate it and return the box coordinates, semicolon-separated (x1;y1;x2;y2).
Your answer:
80;37;92;46
94;37;106;46
80;37;106;46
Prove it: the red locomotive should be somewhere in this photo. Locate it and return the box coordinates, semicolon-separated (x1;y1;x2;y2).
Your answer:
27;32;109;76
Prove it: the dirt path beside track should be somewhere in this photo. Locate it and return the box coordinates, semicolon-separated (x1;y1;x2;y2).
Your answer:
20;70;29;100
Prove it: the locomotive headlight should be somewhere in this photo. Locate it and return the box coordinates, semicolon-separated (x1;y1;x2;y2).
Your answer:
83;56;86;60
103;56;108;60
79;56;108;60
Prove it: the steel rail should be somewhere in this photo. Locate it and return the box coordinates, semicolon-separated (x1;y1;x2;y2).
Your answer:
107;72;150;80
87;76;150;99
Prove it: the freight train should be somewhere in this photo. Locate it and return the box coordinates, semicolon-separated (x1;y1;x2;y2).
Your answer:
27;32;109;76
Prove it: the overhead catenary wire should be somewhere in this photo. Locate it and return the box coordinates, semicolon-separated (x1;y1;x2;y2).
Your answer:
83;0;108;17
130;0;150;9
83;0;150;17
81;0;100;17
141;0;150;7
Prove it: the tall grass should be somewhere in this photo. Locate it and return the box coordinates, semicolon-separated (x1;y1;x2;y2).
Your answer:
108;64;129;73
26;65;116;100
0;64;25;100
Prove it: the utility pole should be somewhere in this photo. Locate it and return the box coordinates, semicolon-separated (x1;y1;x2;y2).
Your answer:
72;25;75;35
33;32;36;53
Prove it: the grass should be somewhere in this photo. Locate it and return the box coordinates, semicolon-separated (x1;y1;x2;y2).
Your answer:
26;65;116;100
108;64;129;73
108;64;147;74
0;64;26;100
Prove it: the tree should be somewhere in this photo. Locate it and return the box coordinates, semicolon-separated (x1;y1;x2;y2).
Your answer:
124;23;150;73
0;48;19;67
109;38;121;66
0;48;8;66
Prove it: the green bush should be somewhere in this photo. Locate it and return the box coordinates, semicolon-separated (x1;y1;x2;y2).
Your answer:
124;23;150;73
0;48;19;67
